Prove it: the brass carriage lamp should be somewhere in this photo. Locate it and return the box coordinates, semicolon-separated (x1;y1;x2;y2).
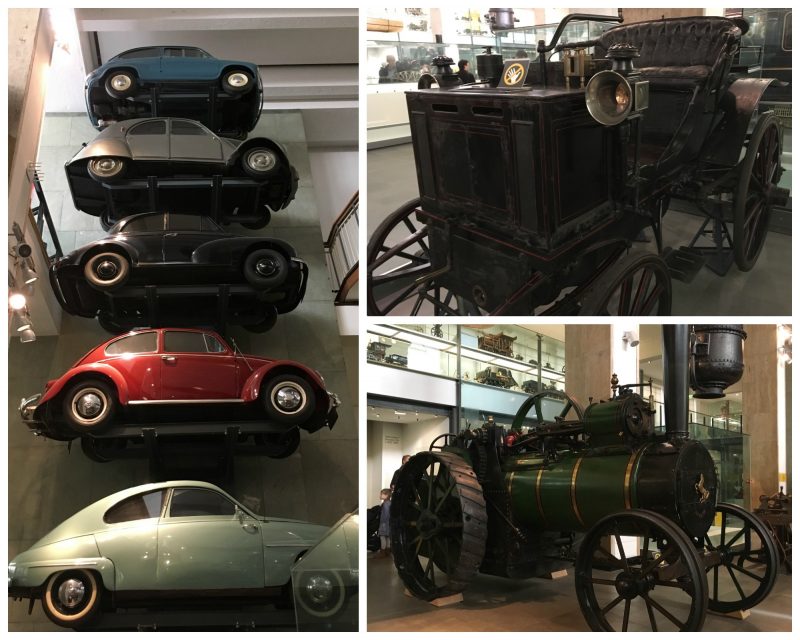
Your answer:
585;43;649;126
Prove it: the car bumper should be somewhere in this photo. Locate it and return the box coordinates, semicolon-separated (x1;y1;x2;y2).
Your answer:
325;393;341;429
19;395;42;426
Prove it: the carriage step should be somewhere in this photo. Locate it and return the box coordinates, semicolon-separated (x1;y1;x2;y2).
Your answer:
663;246;706;283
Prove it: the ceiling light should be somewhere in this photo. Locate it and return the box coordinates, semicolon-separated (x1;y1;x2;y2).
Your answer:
19;328;36;343
20;262;38;285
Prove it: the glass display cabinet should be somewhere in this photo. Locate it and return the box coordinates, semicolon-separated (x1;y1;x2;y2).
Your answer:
492;18;617;61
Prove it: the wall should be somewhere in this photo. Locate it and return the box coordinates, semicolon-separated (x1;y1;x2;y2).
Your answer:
308;149;359;238
402;416;449;459
565;325;612;407
741;324;778;508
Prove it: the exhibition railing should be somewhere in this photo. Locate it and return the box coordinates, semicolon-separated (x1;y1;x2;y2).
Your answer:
324;192;358;305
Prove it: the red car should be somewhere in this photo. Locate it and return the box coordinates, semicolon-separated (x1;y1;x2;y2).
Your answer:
20;328;339;441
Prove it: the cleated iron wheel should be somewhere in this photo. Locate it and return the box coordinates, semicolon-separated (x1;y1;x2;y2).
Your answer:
390;451;487;600
577;249;671;316
366;199;481;316
700;502;779;613
733;112;782;272
575;509;707;631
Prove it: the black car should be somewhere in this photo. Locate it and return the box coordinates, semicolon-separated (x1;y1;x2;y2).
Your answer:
50;212;307;332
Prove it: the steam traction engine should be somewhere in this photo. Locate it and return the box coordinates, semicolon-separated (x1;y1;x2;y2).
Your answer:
368;13;789;315
390;326;779;631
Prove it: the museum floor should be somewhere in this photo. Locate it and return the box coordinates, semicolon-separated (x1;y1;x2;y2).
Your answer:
366;553;792;632
367;143;793;316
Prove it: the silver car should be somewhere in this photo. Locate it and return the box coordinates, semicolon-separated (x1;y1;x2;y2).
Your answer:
65;117;298;229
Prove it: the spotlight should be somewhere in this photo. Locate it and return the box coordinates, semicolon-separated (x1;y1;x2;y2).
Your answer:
9;292;27;310
16;242;32;259
20;261;38;285
19;328;36;343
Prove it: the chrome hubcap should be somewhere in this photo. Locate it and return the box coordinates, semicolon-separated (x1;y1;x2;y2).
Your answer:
90;157;122;177
227;72;249;87
275;386;303;411
305;575;333;605
246;150;276;173
110;74;132;91
57;579;86;609
96;260;119;279
76;393;104;419
255;258;278;277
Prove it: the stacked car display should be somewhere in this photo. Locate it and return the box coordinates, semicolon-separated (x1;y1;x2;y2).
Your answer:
12;46;355;630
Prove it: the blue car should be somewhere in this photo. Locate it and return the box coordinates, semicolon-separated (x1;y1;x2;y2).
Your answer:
85;46;263;139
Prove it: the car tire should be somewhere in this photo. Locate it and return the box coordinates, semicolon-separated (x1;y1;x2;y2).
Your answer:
295;569;347;619
84;251;131;291
263;374;316;425
255;427;301;459
42;569;102;628
222;69;254;94
87;157;126;183
62;379;117;434
105;70;137;98
243;248;288;289
241;147;280;178
243;306;279;333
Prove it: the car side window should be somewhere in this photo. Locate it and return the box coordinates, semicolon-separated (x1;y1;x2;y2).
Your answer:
104;490;167;524
204;334;226;353
166;214;202;231
124;214;166;233
128;120;167;136
169;488;236;517
164;331;225;354
116;47;161;59
171;120;207;136
105;332;158;356
200;217;224;232
164;47;209;58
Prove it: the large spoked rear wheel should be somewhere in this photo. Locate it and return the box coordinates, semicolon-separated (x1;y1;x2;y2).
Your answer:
390;451;487;600
578;249;671;316
701;502;779;613
733;112;782;272
575;509;708;632
367;199;480;316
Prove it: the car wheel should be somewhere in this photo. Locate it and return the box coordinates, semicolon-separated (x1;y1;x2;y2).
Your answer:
243;248;288;289
255;427;301;458
42;569;102;628
222;69;253;93
263;374;316;425
87;157;126;183
243;305;279;333
295;569;347;619
84;252;130;291
105;71;137;98
242;147;279;178
62;380;117;434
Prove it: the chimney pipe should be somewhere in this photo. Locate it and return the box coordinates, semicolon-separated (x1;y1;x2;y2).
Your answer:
662;325;689;440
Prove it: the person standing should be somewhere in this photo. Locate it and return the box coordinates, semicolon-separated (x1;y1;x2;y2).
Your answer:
377;488;392;557
457;59;476;84
390;454;411;491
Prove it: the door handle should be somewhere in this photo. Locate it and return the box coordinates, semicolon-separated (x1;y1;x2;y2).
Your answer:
165;232;178;238
162;355;177;363
243;522;258;532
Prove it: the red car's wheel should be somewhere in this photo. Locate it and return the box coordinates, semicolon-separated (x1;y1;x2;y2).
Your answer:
62;379;117;434
42;569;102;628
263;374;316;425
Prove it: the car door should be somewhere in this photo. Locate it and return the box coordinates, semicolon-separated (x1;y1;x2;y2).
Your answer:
159;330;238;400
103;331;161;400
120;213;167;263
92;489;167;591
161;213;209;263
125;119;170;160
169;119;224;162
156;487;264;590
160;46;212;81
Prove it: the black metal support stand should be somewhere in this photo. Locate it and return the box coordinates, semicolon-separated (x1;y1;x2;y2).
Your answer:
29;170;64;260
86;607;296;631
663;202;734;281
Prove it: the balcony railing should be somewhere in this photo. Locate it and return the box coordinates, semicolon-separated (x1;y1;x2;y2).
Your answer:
324;192;358;305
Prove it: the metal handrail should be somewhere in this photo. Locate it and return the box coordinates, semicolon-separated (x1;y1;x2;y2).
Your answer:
324;192;359;304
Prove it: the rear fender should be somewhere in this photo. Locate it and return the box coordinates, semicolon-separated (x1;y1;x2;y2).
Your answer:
192;237;296;265
230;138;290;170
241;361;325;403
39;364;129;406
701;77;777;167
68;138;133;166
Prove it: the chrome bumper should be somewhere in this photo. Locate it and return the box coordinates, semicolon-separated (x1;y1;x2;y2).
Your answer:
19;394;41;424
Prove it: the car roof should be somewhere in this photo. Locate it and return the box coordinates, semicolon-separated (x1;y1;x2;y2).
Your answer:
110;45;212;59
109;212;219;234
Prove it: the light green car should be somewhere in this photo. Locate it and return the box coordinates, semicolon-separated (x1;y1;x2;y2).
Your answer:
8;480;329;628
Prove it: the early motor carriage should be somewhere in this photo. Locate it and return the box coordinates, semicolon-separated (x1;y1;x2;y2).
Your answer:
367;13;790;315
390;325;779;631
